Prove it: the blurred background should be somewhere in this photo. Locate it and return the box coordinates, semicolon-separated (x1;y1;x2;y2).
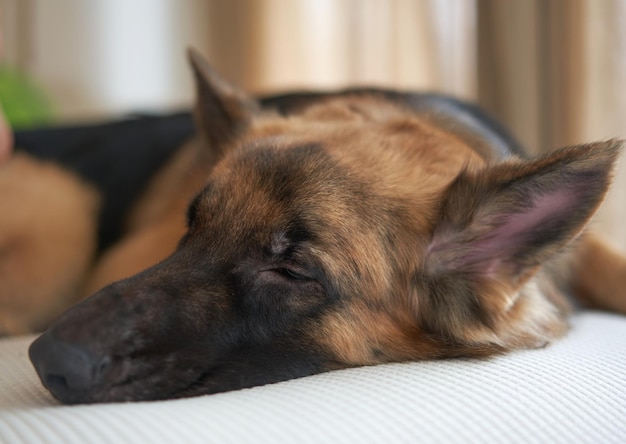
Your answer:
1;0;625;249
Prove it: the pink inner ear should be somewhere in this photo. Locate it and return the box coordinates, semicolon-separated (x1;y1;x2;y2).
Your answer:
493;188;576;243
427;143;620;277
468;187;579;273
425;187;581;276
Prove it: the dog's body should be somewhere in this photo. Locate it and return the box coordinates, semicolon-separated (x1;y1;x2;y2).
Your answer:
3;50;624;403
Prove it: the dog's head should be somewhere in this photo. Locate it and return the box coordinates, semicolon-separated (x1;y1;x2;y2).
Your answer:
30;50;621;403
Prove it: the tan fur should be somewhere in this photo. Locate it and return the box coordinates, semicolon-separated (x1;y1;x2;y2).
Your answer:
571;233;626;313
253;97;487;200
225;98;550;361
0;154;99;334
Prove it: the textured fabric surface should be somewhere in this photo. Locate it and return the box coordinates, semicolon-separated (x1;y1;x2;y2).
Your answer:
0;312;625;444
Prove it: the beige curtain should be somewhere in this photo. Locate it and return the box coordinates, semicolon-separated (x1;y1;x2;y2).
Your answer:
477;0;626;250
206;0;476;99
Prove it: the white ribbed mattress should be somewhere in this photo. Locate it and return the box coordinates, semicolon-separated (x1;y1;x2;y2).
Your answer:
1;311;625;444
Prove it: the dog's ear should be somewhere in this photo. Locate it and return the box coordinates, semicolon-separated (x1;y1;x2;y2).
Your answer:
187;48;260;160
426;140;622;279
419;140;622;345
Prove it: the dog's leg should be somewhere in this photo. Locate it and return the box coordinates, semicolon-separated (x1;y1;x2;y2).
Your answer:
0;154;99;334
571;233;626;314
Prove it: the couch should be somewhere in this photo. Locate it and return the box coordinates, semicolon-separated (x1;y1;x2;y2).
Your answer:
1;311;625;443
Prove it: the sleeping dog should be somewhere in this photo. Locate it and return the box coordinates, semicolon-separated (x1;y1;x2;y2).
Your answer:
16;49;626;403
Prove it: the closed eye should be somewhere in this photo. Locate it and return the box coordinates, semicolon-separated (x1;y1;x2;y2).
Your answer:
271;268;313;282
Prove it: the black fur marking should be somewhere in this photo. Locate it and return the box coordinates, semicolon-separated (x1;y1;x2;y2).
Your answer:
186;192;204;229
242;143;330;208
177;340;325;397
15;112;195;251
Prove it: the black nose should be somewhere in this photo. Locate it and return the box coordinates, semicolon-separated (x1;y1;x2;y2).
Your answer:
29;332;108;404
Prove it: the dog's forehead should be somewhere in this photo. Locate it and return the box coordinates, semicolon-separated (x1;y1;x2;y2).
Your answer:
213;141;344;200
190;142;342;245
239;98;485;200
197;96;485;246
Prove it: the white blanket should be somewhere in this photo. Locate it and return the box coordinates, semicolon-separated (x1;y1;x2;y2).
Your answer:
1;312;625;444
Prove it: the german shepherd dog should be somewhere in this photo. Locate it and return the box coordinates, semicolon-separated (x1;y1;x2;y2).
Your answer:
15;50;626;403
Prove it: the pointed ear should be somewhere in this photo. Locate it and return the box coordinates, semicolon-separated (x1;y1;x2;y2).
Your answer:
187;48;260;160
426;140;623;281
416;140;622;350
